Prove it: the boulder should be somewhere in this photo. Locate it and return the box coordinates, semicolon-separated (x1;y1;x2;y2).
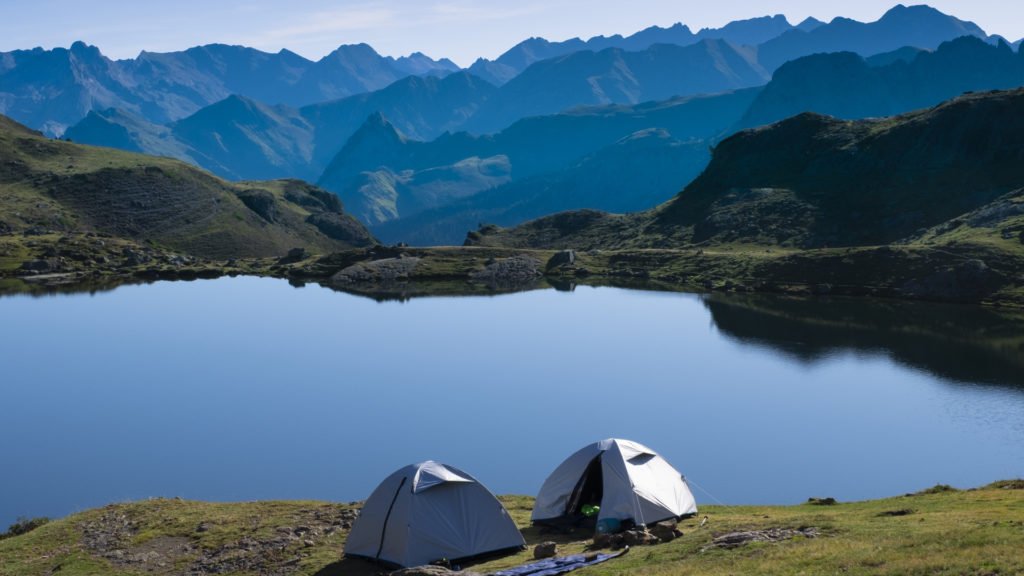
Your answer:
534;541;557;559
20;259;53;272
278;248;308;264
546;250;577;269
649;520;682;542
621;529;659;546
236;189;279;223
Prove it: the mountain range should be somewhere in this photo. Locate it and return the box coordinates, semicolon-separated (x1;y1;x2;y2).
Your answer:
64;35;1024;246
8;4;1024;248
0;42;457;136
3;4;1001;138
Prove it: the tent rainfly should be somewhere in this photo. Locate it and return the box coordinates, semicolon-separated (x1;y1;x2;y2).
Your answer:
345;461;526;568
532;438;697;527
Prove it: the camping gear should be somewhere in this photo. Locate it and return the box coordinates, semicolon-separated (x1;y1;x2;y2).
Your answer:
532;438;697;528
491;548;629;576
345;460;526;568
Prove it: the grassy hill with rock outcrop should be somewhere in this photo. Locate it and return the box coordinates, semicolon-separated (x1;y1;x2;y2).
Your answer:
466;89;1024;305
0;114;375;283
1;481;1023;575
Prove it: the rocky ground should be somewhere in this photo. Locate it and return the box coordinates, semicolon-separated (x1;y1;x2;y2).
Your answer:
74;500;359;576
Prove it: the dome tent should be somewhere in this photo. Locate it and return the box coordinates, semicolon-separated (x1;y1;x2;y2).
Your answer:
345;461;525;568
531;439;697;528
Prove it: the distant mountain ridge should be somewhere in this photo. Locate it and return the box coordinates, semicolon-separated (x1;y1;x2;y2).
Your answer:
66;37;1024;246
3;4;1006;137
466;14;803;85
0;41;457;136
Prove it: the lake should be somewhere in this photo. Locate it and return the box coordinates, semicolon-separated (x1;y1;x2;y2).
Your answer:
2;277;1023;528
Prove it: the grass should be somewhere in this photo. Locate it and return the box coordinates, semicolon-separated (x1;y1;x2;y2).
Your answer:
2;482;1023;576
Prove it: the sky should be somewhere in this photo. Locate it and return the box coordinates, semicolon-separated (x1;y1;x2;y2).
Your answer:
1;0;1022;66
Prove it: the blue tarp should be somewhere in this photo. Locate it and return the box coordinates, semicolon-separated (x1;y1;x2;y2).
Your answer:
489;548;628;576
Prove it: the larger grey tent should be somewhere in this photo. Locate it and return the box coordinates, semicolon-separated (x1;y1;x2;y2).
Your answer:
532;439;697;527
345;461;525;568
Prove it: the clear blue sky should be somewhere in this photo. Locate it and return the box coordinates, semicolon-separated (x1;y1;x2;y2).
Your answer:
1;1;1021;66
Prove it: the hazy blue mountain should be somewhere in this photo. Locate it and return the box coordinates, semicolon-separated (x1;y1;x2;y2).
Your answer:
0;42;140;135
795;17;826;32
463;40;769;134
66;72;497;181
372;129;711;246
757;4;989;71
170;95;317;181
865;46;927;66
341;156;513;225
388;52;461;76
319;89;759;238
301;72;497;172
738;36;1024;129
64;108;198;162
0;41;458;135
467;15;799;85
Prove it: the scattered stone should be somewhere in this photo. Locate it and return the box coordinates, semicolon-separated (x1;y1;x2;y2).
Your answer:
546;249;576;269
621;529;660;547
649;520;683;542
20;259;54;273
469;255;542;287
278;248;308;264
706;527;820;550
121;247;152;266
534;541;558;559
877;509;915;517
331;257;421;285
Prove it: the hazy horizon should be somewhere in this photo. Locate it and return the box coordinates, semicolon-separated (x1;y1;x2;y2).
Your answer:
1;1;1021;67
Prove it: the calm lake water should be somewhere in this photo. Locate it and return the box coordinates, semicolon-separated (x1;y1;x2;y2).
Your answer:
2;277;1023;527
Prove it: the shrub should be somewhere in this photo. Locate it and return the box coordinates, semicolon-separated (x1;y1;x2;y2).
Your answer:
0;517;50;540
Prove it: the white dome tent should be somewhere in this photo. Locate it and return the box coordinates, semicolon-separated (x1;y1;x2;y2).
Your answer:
345;461;526;568
531;439;697;528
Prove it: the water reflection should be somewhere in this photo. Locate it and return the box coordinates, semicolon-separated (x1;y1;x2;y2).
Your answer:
702;294;1024;388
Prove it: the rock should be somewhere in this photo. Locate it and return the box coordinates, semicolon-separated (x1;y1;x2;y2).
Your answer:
121;247;151;266
592;532;617;549
236;189;280;223
470;255;542;287
534;541;558;559
649;520;682;542
706;527;819;550
621;529;659;546
0;221;11;235
20;259;53;272
278;248;308;264
195;522;211;533
807;497;837;506
305;212;375;246
546;250;577;269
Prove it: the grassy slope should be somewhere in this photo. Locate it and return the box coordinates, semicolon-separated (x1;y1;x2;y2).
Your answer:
2;483;1023;576
0;115;374;259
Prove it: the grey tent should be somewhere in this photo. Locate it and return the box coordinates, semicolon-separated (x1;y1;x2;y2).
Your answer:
532;438;697;527
345;461;526;568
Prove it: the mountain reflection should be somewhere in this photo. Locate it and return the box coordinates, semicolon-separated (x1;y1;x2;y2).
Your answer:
702;293;1024;388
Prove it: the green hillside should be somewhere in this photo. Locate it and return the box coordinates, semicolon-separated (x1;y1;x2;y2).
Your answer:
0;115;375;260
1;482;1023;576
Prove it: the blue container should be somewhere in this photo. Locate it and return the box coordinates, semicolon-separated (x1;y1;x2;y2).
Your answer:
596;517;621;534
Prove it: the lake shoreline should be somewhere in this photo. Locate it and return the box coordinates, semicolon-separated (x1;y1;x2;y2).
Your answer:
3;480;1023;575
4;234;1023;307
